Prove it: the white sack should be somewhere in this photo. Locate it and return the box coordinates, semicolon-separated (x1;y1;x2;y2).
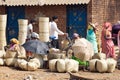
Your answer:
5;58;17;66
49;59;58;72
56;59;66;73
89;59;98;72
96;59;108;73
0;58;4;65
92;53;106;60
65;59;79;72
106;58;117;73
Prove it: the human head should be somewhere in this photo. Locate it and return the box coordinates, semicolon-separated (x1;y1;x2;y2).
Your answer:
73;33;80;39
31;32;39;40
103;22;112;31
88;22;94;30
52;16;58;22
10;38;19;44
30;19;36;24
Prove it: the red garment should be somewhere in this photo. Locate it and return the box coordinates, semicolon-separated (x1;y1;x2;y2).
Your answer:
101;22;115;58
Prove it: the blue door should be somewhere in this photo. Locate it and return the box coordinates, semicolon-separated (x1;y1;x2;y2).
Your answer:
67;5;87;38
6;6;25;44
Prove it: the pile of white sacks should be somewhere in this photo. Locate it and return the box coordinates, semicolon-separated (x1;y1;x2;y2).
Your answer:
49;59;79;73
89;53;117;73
0;46;43;71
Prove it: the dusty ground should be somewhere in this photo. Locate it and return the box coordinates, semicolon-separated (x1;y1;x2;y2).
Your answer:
0;66;120;80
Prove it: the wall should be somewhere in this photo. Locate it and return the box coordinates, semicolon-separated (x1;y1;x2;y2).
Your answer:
88;0;120;26
0;6;5;14
25;5;66;33
88;0;120;47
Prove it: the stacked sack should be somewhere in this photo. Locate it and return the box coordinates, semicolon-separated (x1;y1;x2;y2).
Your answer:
89;53;117;73
49;59;79;73
72;38;94;61
4;45;26;66
0;50;6;65
48;48;66;60
15;58;40;71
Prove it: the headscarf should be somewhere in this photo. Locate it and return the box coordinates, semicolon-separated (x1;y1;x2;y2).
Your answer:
10;38;19;44
73;33;79;38
88;22;95;30
31;32;39;39
103;22;112;31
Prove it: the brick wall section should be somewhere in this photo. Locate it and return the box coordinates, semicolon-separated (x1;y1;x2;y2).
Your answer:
0;6;5;14
25;5;66;33
88;0;120;47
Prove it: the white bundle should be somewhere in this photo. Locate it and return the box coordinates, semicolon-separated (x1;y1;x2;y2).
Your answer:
49;59;58;72
29;58;40;68
34;54;43;68
96;59;108;73
0;58;4;65
56;59;66;72
89;59;98;72
18;59;28;70
65;59;79;72
92;53;106;60
17;46;26;59
72;38;94;61
48;53;66;60
5;50;17;58
14;59;23;68
0;50;6;58
4;58;17;66
66;49;73;58
106;58;117;73
49;48;60;54
27;62;38;71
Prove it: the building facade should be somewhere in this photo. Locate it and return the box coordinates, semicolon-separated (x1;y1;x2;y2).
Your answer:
0;0;120;42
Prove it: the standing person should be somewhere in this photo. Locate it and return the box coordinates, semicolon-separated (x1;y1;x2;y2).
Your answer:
86;22;98;54
50;16;66;49
112;21;120;44
26;19;36;41
101;22;116;58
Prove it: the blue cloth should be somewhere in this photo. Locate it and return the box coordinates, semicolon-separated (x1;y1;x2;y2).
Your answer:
49;36;56;40
86;29;98;53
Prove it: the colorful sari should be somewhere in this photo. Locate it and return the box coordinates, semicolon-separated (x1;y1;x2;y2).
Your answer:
86;24;98;53
101;22;115;58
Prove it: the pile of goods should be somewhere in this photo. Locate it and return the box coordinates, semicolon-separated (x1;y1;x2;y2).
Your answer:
15;58;40;71
4;45;26;66
72;38;94;61
89;53;117;73
48;48;66;60
49;59;79;73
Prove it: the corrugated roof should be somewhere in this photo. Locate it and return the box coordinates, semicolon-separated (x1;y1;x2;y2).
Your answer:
0;0;44;6
0;0;90;6
44;0;90;5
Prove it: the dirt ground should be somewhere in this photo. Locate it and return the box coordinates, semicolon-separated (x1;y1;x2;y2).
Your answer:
0;66;120;80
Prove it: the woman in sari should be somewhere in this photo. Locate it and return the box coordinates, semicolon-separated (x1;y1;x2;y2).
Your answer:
101;22;115;58
86;23;98;54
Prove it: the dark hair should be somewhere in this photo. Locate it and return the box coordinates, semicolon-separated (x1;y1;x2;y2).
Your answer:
52;16;58;21
30;19;36;24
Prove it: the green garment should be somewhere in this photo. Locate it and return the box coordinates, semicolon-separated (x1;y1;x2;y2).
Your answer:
71;56;89;67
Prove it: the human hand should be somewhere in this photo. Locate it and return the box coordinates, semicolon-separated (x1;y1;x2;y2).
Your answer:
64;33;68;36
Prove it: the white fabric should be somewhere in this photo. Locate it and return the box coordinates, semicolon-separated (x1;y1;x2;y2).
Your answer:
27;24;33;39
50;21;64;39
31;32;39;39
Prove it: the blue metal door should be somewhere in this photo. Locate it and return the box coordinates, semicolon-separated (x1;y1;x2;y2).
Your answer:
6;6;25;44
67;5;87;38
